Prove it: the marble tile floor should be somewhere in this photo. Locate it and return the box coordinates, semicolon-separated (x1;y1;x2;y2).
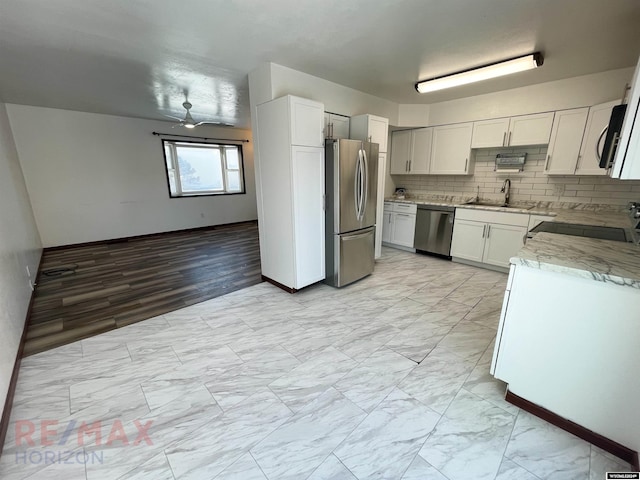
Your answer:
0;248;632;480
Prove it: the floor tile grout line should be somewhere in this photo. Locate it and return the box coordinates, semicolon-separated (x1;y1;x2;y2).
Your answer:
499;409;545;480
248;449;271;480
163;451;178;480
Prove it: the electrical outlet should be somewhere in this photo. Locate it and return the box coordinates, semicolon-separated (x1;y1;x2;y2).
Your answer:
553;183;565;196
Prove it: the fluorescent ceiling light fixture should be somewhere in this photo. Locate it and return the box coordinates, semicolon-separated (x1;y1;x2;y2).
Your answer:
415;52;544;94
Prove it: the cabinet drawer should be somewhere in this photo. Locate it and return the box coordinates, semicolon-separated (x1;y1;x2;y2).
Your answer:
393;202;417;214
383;201;395;211
455;208;529;227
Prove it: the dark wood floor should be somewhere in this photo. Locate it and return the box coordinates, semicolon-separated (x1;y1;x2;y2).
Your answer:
25;221;261;356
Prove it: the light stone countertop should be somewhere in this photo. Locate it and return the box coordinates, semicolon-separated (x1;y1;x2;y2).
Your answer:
384;197;632;229
511;232;640;288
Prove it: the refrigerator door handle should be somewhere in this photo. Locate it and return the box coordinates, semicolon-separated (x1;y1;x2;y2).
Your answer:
354;149;362;219
357;149;365;220
360;147;368;219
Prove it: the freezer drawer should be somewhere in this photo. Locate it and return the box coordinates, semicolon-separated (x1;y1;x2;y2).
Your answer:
325;227;375;287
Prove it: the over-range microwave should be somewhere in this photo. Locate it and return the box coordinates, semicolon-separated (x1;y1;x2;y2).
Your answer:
603;55;640;179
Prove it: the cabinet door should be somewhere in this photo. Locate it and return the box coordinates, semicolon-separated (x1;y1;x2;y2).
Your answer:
471;118;510;148
482;223;527;269
575;100;619;176
390;130;411;174
430;123;473;175
382;210;393;243
545;108;589;175
368;116;389;152
330;114;350;139
508;112;554;146
324;113;330;138
290;97;324;147
291;146;325;288
410;128;432;174
450;219;485;262
390;213;416;247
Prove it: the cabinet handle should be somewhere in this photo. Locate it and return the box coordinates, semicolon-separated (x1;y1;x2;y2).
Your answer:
405;160;409;172
464;158;468;171
502;131;506;147
487;225;491;238
397;214;412;218
544;154;551;171
482;225;487;238
507;131;512;146
409;160;412;172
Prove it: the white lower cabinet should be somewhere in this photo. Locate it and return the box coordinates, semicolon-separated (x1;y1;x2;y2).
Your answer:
382;202;416;249
449;219;485;262
482;223;528;268
451;208;528;270
391;213;416;247
492;264;640;455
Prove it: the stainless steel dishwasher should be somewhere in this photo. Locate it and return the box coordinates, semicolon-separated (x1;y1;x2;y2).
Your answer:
413;205;455;257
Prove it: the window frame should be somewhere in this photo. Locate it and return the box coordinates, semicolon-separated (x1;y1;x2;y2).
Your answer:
161;139;246;198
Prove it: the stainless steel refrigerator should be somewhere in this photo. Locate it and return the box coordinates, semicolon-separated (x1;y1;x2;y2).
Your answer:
325;139;378;287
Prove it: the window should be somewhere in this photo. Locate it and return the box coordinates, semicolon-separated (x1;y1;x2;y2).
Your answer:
162;140;245;197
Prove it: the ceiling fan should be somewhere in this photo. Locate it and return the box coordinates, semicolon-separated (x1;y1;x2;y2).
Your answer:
165;101;232;129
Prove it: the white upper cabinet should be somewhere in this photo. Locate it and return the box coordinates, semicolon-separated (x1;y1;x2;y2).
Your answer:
471;118;510;148
545;108;589;175
410;128;433;174
390;130;412;174
430;122;473;175
575;100;619;176
350;114;389;152
390;128;433;174
472;113;553;149
507;112;554;146
324;112;350;139
290;97;324;147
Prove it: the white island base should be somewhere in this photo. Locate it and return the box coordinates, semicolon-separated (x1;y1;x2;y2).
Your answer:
491;263;640;468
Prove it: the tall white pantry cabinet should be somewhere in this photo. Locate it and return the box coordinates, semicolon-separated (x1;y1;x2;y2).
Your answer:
255;95;326;291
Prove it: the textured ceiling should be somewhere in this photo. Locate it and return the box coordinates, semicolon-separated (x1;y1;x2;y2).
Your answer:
1;0;639;128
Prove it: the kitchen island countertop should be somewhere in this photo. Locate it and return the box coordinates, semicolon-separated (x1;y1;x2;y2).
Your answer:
511;232;640;289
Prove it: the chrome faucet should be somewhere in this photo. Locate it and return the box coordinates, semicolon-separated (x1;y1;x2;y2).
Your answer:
501;179;512;206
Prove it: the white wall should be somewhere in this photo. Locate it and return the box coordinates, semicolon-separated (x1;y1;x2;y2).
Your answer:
397;104;430;127
7;105;258;248
0;103;42;419
269;63;399;122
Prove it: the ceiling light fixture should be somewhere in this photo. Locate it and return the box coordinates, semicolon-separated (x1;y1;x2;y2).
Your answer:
415;52;544;94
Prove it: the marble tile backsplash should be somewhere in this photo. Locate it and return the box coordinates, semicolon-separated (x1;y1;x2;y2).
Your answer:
395;147;640;206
